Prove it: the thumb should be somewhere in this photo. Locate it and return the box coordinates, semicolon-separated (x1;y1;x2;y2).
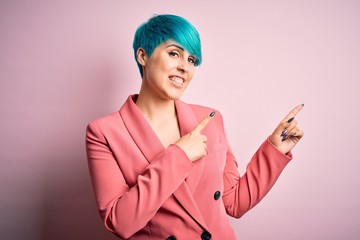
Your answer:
192;111;216;134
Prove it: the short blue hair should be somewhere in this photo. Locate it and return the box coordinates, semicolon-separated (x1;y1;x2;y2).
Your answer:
133;14;202;77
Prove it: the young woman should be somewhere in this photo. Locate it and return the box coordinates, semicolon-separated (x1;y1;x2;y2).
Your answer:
86;14;304;240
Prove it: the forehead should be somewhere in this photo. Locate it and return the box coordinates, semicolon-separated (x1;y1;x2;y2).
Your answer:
157;40;193;55
156;40;182;49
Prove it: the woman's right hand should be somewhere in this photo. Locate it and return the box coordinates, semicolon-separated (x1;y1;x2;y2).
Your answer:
175;112;215;162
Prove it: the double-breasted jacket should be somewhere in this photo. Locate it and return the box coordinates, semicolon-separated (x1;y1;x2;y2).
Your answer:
85;95;292;239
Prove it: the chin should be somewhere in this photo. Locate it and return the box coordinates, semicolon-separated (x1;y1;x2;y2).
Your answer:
161;88;185;100
164;91;184;101
168;94;182;101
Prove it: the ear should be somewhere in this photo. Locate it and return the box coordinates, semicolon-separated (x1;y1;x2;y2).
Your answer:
136;48;148;67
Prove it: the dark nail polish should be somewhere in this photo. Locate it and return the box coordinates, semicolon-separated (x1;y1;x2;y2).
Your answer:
281;129;288;137
287;117;295;123
209;111;216;117
301;103;304;107
282;135;288;141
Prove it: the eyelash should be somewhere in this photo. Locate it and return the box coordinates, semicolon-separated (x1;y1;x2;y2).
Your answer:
169;51;179;57
169;51;195;64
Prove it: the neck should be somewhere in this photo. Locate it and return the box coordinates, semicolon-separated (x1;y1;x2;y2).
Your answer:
135;91;176;123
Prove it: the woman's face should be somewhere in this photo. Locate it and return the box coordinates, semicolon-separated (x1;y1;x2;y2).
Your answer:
140;40;196;101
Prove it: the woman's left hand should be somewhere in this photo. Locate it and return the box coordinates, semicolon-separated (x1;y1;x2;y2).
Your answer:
269;104;304;155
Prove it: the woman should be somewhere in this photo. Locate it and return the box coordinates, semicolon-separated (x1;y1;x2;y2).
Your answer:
86;14;304;240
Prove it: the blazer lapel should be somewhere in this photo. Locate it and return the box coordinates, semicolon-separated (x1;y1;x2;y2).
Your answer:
175;99;206;195
173;99;209;229
119;95;209;230
119;95;165;163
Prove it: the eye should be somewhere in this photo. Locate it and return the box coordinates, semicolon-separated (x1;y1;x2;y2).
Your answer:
169;51;179;57
188;57;196;64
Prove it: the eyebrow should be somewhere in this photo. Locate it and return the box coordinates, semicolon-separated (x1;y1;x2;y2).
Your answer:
165;44;196;59
166;44;184;51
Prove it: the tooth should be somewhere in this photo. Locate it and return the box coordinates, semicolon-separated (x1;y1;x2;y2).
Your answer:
170;77;183;84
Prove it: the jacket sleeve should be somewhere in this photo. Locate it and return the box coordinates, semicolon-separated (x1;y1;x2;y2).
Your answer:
220;116;292;219
85;122;194;239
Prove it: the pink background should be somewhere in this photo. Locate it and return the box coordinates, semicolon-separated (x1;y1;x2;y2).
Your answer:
1;0;359;239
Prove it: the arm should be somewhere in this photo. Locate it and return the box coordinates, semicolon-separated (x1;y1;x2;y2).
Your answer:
222;135;292;218
221;105;304;218
86;122;194;239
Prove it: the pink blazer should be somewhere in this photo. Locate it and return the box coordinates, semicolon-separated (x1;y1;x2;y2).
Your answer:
86;95;292;240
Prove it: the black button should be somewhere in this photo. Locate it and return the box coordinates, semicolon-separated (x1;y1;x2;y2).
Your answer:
214;191;221;200
166;236;176;240
201;231;212;240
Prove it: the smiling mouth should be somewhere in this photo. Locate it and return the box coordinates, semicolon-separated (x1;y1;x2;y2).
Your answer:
169;76;184;87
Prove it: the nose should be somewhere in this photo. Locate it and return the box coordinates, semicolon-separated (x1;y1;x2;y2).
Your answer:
177;58;189;73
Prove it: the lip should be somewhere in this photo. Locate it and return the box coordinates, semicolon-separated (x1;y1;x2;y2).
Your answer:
169;75;185;82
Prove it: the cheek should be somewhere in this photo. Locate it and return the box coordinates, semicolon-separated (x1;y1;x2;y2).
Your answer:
188;68;195;80
165;60;177;71
147;61;163;77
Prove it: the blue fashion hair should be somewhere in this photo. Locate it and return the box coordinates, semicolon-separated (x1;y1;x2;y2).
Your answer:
133;14;202;77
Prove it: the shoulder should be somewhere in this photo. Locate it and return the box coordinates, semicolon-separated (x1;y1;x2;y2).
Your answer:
182;102;225;129
187;103;224;120
188;103;213;114
86;111;123;134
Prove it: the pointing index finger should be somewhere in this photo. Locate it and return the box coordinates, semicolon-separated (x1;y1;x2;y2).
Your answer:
192;111;216;134
285;104;304;119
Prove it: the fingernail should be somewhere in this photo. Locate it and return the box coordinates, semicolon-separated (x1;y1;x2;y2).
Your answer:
301;103;305;107
281;129;288;137
291;132;296;136
282;135;288;141
287;117;295;123
209;111;216;117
